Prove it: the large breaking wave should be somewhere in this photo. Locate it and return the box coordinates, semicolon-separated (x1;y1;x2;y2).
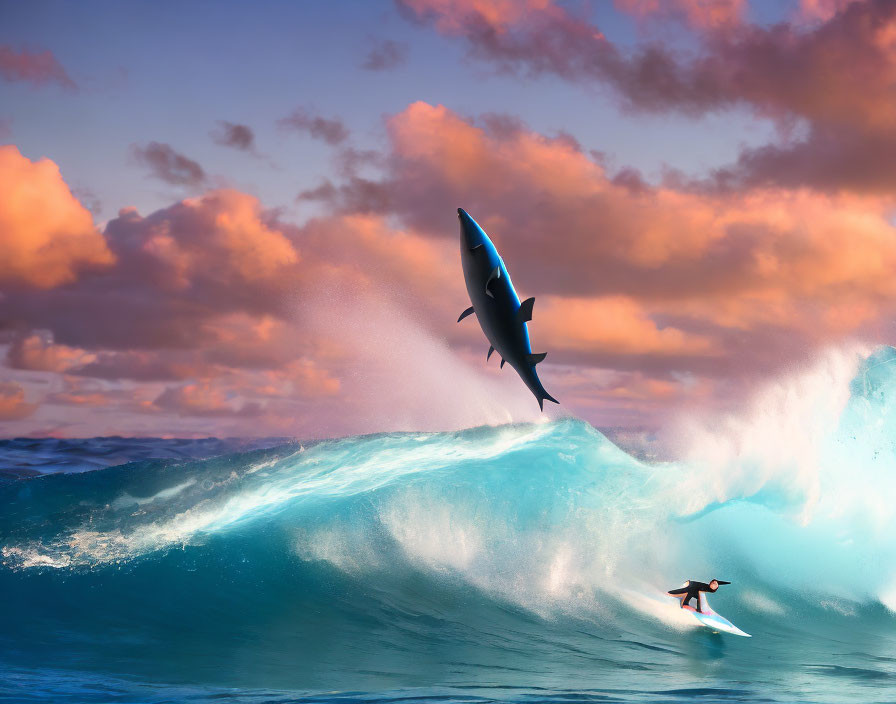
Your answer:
3;346;896;702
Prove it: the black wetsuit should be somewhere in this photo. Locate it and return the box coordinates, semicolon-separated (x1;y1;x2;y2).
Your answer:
668;581;714;612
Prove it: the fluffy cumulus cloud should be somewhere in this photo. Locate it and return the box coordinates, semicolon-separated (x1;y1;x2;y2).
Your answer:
3;95;896;437
111;189;300;292
0;149;535;436
5;1;896;437
2;188;307;358
304;100;896;386
0;145;114;289
399;0;895;123
400;0;896;194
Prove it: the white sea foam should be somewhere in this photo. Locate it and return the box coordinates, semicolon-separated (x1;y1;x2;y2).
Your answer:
3;423;553;569
110;479;197;509
8;345;896;624
739;590;786;616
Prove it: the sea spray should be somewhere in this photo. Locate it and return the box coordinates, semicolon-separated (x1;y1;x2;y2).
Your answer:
4;348;896;700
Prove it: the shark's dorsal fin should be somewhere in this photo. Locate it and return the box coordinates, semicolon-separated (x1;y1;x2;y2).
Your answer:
485;266;501;298
518;297;535;323
457;306;475;323
527;352;547;366
500;358;506;368
487;345;495;360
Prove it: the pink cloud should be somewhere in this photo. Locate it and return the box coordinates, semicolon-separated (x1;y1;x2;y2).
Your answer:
0;46;76;89
400;0;554;34
615;0;746;30
0;153;525;435
6;90;896;436
797;0;862;22
401;0;896;129
401;0;896;195
7;333;97;372
709;124;896;194
303;101;896;382
47;381;113;408
0;382;36;420
65;350;211;382
152;380;261;417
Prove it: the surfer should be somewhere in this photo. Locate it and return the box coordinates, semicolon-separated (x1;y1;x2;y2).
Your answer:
667;579;730;613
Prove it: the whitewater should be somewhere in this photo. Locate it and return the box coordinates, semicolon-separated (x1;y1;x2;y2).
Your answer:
3;346;896;703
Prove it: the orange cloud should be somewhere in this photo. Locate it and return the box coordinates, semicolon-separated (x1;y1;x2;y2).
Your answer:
7;91;896;436
0;145;114;288
300;212;458;302
230;360;341;399
147;357;341;421
615;0;745;30
311;100;896;382
401;0;554;34
0;382;36;420
153;380;258;417
130;189;299;291
7;333;97;372
403;0;896;195
536;296;717;357
382;102;896;299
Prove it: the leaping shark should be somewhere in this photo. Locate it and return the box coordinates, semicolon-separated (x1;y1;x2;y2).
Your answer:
456;208;559;411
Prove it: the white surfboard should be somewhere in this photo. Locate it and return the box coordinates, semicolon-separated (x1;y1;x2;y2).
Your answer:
683;593;751;637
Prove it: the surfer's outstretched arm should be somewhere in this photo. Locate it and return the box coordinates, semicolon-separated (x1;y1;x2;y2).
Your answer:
667;587;689;596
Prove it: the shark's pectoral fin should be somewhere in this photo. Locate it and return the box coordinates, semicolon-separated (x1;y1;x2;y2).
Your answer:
500;358;506;368
518;297;535;323
485;266;501;298
527;352;547;366
487;345;495;360
457;306;475;323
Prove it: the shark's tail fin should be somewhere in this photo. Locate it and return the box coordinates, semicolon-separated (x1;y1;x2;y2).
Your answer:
538;391;560;411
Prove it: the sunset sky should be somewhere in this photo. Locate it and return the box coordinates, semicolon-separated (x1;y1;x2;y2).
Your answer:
2;0;896;438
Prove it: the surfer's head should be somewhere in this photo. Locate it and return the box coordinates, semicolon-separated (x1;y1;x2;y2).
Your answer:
709;579;730;591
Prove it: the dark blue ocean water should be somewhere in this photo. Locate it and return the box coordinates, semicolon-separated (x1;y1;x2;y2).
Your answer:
0;436;289;478
4;348;896;703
